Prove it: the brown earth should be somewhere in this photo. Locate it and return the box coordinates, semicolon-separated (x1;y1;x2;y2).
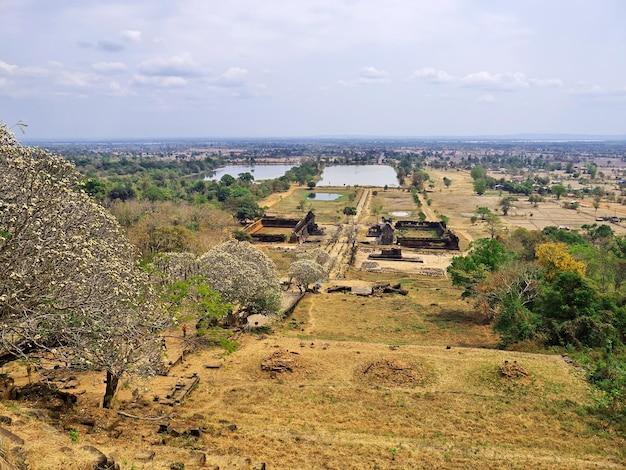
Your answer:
3;172;626;469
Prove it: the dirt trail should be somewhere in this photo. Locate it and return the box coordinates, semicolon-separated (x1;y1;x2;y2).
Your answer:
324;188;370;279
258;183;300;209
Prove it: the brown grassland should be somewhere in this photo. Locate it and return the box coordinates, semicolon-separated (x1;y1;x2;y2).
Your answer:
2;167;626;469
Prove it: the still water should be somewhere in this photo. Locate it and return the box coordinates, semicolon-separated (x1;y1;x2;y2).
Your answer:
205;164;295;181
317;165;398;187
307;192;342;201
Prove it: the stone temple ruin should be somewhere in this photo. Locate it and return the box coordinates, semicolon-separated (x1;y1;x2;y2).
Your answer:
244;210;323;243
367;219;460;251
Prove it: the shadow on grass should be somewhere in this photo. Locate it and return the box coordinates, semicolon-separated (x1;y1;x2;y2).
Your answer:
425;308;488;327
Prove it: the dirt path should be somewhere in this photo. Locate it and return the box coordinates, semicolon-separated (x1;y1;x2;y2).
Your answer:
259;183;300;209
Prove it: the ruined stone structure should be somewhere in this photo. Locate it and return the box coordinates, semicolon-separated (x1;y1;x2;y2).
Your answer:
244;210;321;243
366;220;460;250
368;248;403;259
395;220;460;250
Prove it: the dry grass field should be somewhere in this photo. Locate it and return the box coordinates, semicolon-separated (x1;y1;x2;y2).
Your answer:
3;170;626;469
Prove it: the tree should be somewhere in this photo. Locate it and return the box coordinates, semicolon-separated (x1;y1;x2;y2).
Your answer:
470;166;487;180
237;172;254;184
593;195;602;218
198;240;281;322
448;238;513;296
0;124;167;408
473;178;487;195
443;176;452;189
551;184;567;200
475;263;542;344
220;174;236;186
485;212;501;239
499;196;516;216
535;242;587;281
232;229;252;241
288;259;328;293
343;206;357;218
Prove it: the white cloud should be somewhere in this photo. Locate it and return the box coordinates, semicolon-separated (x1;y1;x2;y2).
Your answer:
91;62;127;74
0;60;17;74
461;71;530;91
528;78;563;88
137;54;204;77
477;93;495;103
121;30;142;42
133;74;187;88
105;81;134;97
410;67;454;83
338;66;390;86
210;67;248;88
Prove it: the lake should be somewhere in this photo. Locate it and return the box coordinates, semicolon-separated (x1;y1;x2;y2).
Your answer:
205;163;399;187
205;164;295;182
317;165;398;187
307;192;342;201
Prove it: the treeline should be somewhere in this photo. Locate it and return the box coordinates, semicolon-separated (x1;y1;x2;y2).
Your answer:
448;225;626;433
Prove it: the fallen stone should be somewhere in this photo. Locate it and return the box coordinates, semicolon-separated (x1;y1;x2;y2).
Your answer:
134;450;156;462
81;445;107;469
0;426;24;445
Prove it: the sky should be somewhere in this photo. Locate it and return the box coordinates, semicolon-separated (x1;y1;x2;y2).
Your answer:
1;0;625;139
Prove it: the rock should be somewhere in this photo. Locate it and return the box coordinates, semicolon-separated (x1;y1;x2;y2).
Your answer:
81;446;108;469
158;423;169;434
63;379;81;389
0;426;24;445
196;452;207;466
189;428;202;437
227;424;237;432
169;427;185;437
170;463;185;470
0;415;12;426
253;464;267;470
134;450;156;462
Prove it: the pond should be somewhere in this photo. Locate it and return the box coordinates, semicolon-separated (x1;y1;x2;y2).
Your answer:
317;165;398;187
307;192;342;201
205;164;295;182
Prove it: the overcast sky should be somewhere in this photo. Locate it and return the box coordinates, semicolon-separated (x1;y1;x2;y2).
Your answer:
1;0;625;139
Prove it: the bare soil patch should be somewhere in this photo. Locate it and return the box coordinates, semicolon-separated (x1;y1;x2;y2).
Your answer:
357;358;430;388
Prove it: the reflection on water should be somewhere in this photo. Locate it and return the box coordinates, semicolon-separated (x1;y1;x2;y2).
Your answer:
205;164;295;181
307;192;342;201
317;165;398;187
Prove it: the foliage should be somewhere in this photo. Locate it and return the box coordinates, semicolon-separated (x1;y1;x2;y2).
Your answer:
448;238;513;297
343;206;357;216
473;178;487;195
0;124;168;408
288;259;328;293
470;166;487;180
198;240;281;319
535;242;587;281
551;184;567;199
541;226;587;246
538;271;618;347
233;229;252;242
475;263;542;345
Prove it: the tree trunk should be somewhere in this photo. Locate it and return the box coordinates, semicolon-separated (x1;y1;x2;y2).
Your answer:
103;370;120;409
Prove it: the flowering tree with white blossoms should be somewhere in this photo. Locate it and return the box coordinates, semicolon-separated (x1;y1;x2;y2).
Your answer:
288;259;328;293
198;240;281;323
0;123;168;408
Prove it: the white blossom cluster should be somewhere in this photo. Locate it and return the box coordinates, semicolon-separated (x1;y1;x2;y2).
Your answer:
0;124;167;404
198;240;282;317
288;259;328;293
